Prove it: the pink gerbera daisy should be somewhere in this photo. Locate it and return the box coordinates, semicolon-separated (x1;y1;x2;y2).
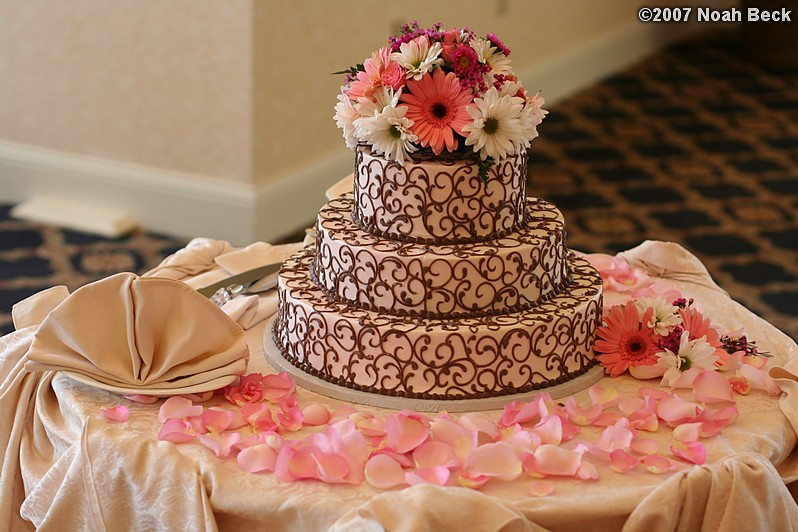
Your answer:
595;304;659;377
400;68;472;155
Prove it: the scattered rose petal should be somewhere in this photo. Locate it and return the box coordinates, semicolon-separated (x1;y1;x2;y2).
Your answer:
158;418;195;443
262;372;297;403
457;472;490;489
529;444;582;477
670;441;707;465
405;466;450;486
238;444;278;473
365;454;407;489
729;376;750;395
123;394;158;404
693;370;734;403
180;391;215;403
528;480;555;496
458;412;499;441
499;400;540;427
744;355;767;369
673;422;702;443
357;416;386;437
534;415;563;445
197;431;241;458
595;419;634;453
643;454;672;474
631;437;659;456
610;449;638;473
430;418;477;459
593;411;624;427
101;405;129;422
463;442;522;480
576;461;600;480
158;396;203;423
276;406;304;432
629;364;666;380
241;402;276;432
657;395;700;426
670;367;705;389
565;397;603;425
302;403;331;426
386;411;430;453
201;408;233;433
329;405;359;423
589;385;620;406
369;448;414;469
740;364;780;395
413;441;460;469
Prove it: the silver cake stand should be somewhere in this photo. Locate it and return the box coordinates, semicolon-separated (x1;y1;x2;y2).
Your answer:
263;315;606;413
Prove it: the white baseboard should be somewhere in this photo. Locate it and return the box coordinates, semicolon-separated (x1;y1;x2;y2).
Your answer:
0;21;698;246
0;141;350;246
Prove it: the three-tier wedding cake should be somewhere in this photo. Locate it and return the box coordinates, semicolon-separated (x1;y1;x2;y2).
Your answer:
267;22;603;409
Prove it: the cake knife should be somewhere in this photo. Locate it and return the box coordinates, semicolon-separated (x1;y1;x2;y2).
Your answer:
196;262;283;298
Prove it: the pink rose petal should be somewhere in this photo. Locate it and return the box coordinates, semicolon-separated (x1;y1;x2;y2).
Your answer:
595;420;634;453
430;417;477;459
302;403;331;426
576;461;600;480
630;437;659;456
643;454;672;474
529;444;582;477
197;431;241;458
456;472;490;489
744;355;767;369
589;385;620;406
276;406;304;432
740;364;781;395
413;441;460;469
405;466;450;486
499;400;540;427
201;408;233;433
729;376;751;395
610;449;638;473
458;412;499;441
369;448;414;469
657;395;700;426
528;480;555;496
670;441;707;465
629;364;667;380
311;450;351;484
180;391;215;403
463;442;522;480
123;394;158;404
693;370;734;404
329;404;359;423
385;411;430;454
365;454;407;489
593;411;624;427
237;444;278;473
241;402;277;432
357;416;387;437
158;418;195;443
565;397;603;426
101;405;129;422
262;372;296;403
534;415;563;445
158;396;203;422
672;422;702;443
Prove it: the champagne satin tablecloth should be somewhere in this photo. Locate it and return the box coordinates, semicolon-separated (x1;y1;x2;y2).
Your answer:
3;241;798;531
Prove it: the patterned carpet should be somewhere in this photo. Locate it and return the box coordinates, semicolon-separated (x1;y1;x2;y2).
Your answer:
1;29;796;341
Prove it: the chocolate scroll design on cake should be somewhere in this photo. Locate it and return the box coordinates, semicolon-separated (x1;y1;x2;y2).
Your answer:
352;146;528;244
273;249;602;400
314;195;572;318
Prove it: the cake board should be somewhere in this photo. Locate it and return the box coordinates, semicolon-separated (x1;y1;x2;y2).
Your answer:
263;315;606;413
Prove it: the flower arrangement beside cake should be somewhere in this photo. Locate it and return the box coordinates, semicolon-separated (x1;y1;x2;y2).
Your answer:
267;22;605;409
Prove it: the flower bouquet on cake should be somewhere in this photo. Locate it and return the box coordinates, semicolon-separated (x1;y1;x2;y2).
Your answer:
334;21;546;180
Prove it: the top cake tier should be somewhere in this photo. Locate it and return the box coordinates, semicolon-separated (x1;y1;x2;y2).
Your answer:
351;145;527;244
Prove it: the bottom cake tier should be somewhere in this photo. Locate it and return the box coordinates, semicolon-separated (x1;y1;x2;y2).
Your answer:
272;247;603;401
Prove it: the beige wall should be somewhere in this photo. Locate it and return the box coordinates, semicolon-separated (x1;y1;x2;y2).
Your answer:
1;1;716;190
0;0;252;183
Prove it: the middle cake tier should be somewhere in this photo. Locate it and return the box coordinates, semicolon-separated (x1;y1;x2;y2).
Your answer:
313;194;570;318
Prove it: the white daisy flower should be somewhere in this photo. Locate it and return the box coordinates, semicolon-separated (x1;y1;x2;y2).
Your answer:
656;332;718;388
391;36;444;81
462;87;525;161
470;37;513;76
334;91;361;149
635;297;681;336
354;103;417;165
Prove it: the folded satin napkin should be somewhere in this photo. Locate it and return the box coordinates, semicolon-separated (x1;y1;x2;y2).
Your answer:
24;272;249;394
